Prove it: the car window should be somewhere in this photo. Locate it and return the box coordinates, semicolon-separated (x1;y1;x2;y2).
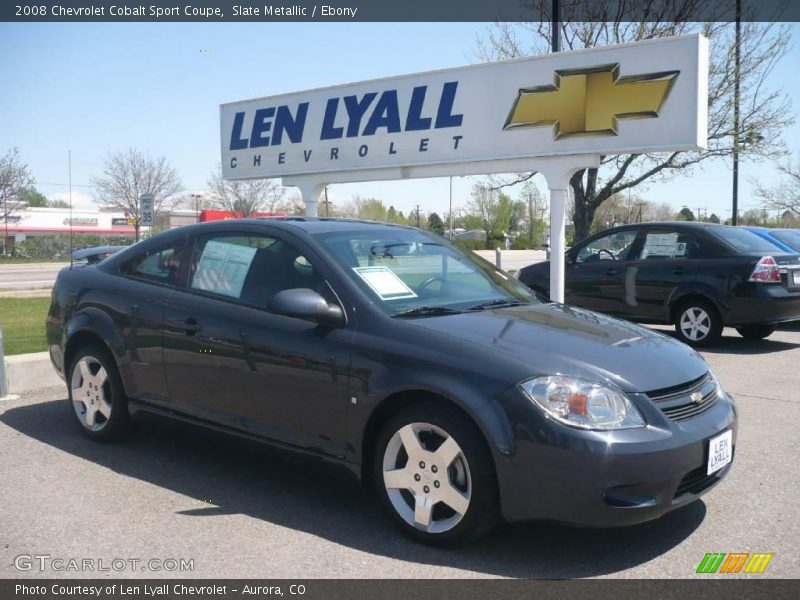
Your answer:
770;230;800;252
315;228;536;315
120;238;188;286
188;233;330;306
576;230;638;263
711;227;785;253
639;230;697;260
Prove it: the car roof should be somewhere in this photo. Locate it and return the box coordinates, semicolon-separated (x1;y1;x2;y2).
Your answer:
261;217;420;234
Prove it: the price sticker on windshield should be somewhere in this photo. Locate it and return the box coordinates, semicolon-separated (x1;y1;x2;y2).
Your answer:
353;266;417;301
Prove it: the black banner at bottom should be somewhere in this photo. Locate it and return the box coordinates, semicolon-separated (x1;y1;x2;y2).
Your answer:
3;580;799;600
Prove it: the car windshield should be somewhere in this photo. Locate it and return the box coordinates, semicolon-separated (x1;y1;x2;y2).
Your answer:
711;227;785;253
770;230;800;252
315;227;537;315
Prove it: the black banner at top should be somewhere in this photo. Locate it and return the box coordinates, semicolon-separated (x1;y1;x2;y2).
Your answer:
3;0;800;22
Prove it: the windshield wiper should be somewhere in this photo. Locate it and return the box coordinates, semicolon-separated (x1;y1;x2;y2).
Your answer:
466;299;525;311
391;306;464;318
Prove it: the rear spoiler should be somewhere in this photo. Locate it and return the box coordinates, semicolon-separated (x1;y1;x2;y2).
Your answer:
71;246;128;264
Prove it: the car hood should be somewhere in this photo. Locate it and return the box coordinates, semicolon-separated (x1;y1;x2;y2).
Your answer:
405;303;707;393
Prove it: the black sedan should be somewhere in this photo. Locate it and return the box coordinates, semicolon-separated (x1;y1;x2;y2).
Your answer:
518;222;800;346
47;218;736;545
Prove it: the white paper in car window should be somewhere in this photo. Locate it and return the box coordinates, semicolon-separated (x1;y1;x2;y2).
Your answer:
352;266;417;301
192;240;257;298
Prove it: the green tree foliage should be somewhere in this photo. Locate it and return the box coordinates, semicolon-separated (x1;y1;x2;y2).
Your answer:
20;187;48;207
677;207;696;221
427;212;445;235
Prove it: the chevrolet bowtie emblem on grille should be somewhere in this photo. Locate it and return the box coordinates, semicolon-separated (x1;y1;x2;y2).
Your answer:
690;391;704;404
504;64;679;138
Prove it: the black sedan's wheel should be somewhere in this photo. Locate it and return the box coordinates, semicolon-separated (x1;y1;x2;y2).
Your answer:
674;300;722;347
736;324;776;340
374;403;498;546
68;344;129;440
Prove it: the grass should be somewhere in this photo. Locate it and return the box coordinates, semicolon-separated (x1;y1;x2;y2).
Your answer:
0;297;51;355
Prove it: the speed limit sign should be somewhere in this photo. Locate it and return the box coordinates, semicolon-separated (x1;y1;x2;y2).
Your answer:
139;194;154;227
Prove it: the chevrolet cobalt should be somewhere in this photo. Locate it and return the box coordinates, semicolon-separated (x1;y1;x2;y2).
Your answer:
47;218;736;545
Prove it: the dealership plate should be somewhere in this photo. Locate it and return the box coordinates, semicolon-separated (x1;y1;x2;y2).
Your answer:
707;430;732;475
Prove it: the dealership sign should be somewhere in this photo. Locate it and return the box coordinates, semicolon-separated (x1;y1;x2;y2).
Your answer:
220;35;707;181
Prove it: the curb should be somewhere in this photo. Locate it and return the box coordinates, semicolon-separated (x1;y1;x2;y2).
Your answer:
2;352;63;396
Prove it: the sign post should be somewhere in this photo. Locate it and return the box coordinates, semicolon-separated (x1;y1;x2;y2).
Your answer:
220;34;707;302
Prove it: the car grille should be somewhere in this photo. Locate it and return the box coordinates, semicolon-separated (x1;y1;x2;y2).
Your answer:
674;465;721;498
646;373;718;423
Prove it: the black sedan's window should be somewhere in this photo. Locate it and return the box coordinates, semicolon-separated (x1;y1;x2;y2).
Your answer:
188;233;329;307
711;227;785;253
121;239;188;286
576;230;638;263
639;230;698;260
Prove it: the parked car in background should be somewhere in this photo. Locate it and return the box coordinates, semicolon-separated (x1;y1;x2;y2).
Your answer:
516;222;800;346
743;226;800;255
47;218;736;545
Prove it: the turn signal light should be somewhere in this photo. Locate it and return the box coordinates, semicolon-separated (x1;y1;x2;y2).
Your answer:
749;256;781;283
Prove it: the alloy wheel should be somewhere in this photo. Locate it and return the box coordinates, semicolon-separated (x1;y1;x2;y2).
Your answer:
70;355;112;432
382;422;471;534
679;307;711;342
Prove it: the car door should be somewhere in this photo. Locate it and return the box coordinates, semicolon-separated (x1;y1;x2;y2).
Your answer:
626;227;703;321
114;235;190;404
566;228;642;314
161;228;354;458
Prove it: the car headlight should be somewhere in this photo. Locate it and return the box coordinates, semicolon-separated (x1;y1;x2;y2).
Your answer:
709;370;726;399
519;375;645;430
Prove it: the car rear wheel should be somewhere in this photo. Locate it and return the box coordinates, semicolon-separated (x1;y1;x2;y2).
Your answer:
68;344;130;441
736;324;776;340
674;300;722;347
374;403;498;545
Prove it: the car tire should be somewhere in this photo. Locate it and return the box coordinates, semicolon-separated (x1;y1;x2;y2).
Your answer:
67;344;130;441
373;402;499;546
736;324;776;340
673;299;722;347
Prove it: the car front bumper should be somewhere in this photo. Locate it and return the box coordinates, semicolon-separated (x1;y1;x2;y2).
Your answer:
495;388;737;526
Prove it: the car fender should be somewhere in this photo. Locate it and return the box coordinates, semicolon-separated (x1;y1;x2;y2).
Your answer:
64;306;128;379
666;281;729;319
357;368;516;466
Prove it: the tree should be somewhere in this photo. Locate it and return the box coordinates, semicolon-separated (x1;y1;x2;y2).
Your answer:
518;180;546;243
351;196;388;222
427;212;445;236
207;165;285;218
677;207;696;221
1;148;34;224
465;183;513;242
91;148;182;240
754;157;800;215
708;213;721;224
478;2;793;242
20;187;48;207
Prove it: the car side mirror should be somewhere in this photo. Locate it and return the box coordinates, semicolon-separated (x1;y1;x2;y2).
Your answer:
269;288;345;326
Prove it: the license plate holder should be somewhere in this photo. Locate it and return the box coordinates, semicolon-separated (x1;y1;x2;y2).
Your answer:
707;429;733;475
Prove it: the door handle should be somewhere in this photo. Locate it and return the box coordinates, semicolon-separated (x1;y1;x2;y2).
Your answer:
166;318;202;335
606;268;618;276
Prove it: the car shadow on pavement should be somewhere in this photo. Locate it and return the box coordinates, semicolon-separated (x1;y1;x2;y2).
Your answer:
1;397;706;579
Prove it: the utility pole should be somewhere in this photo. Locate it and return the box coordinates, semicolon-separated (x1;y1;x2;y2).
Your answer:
415;205;421;228
323;186;331;217
551;0;560;52
732;0;741;226
448;176;454;240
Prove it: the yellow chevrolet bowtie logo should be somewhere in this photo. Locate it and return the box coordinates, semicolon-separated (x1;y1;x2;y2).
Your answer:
504;64;679;138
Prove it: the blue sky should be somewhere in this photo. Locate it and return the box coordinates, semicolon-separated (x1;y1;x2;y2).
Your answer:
1;22;798;219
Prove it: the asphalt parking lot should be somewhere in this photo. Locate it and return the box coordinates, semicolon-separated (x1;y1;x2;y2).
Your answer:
1;325;798;579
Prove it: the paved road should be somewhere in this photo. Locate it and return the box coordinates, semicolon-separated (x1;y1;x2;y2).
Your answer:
1;327;798;579
0;263;67;289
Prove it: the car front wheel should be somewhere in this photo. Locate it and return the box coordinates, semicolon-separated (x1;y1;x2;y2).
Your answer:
68;344;130;440
736;324;775;340
374;403;498;545
674;300;722;347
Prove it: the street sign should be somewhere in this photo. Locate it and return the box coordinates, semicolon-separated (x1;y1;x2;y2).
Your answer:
139;194;154;227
